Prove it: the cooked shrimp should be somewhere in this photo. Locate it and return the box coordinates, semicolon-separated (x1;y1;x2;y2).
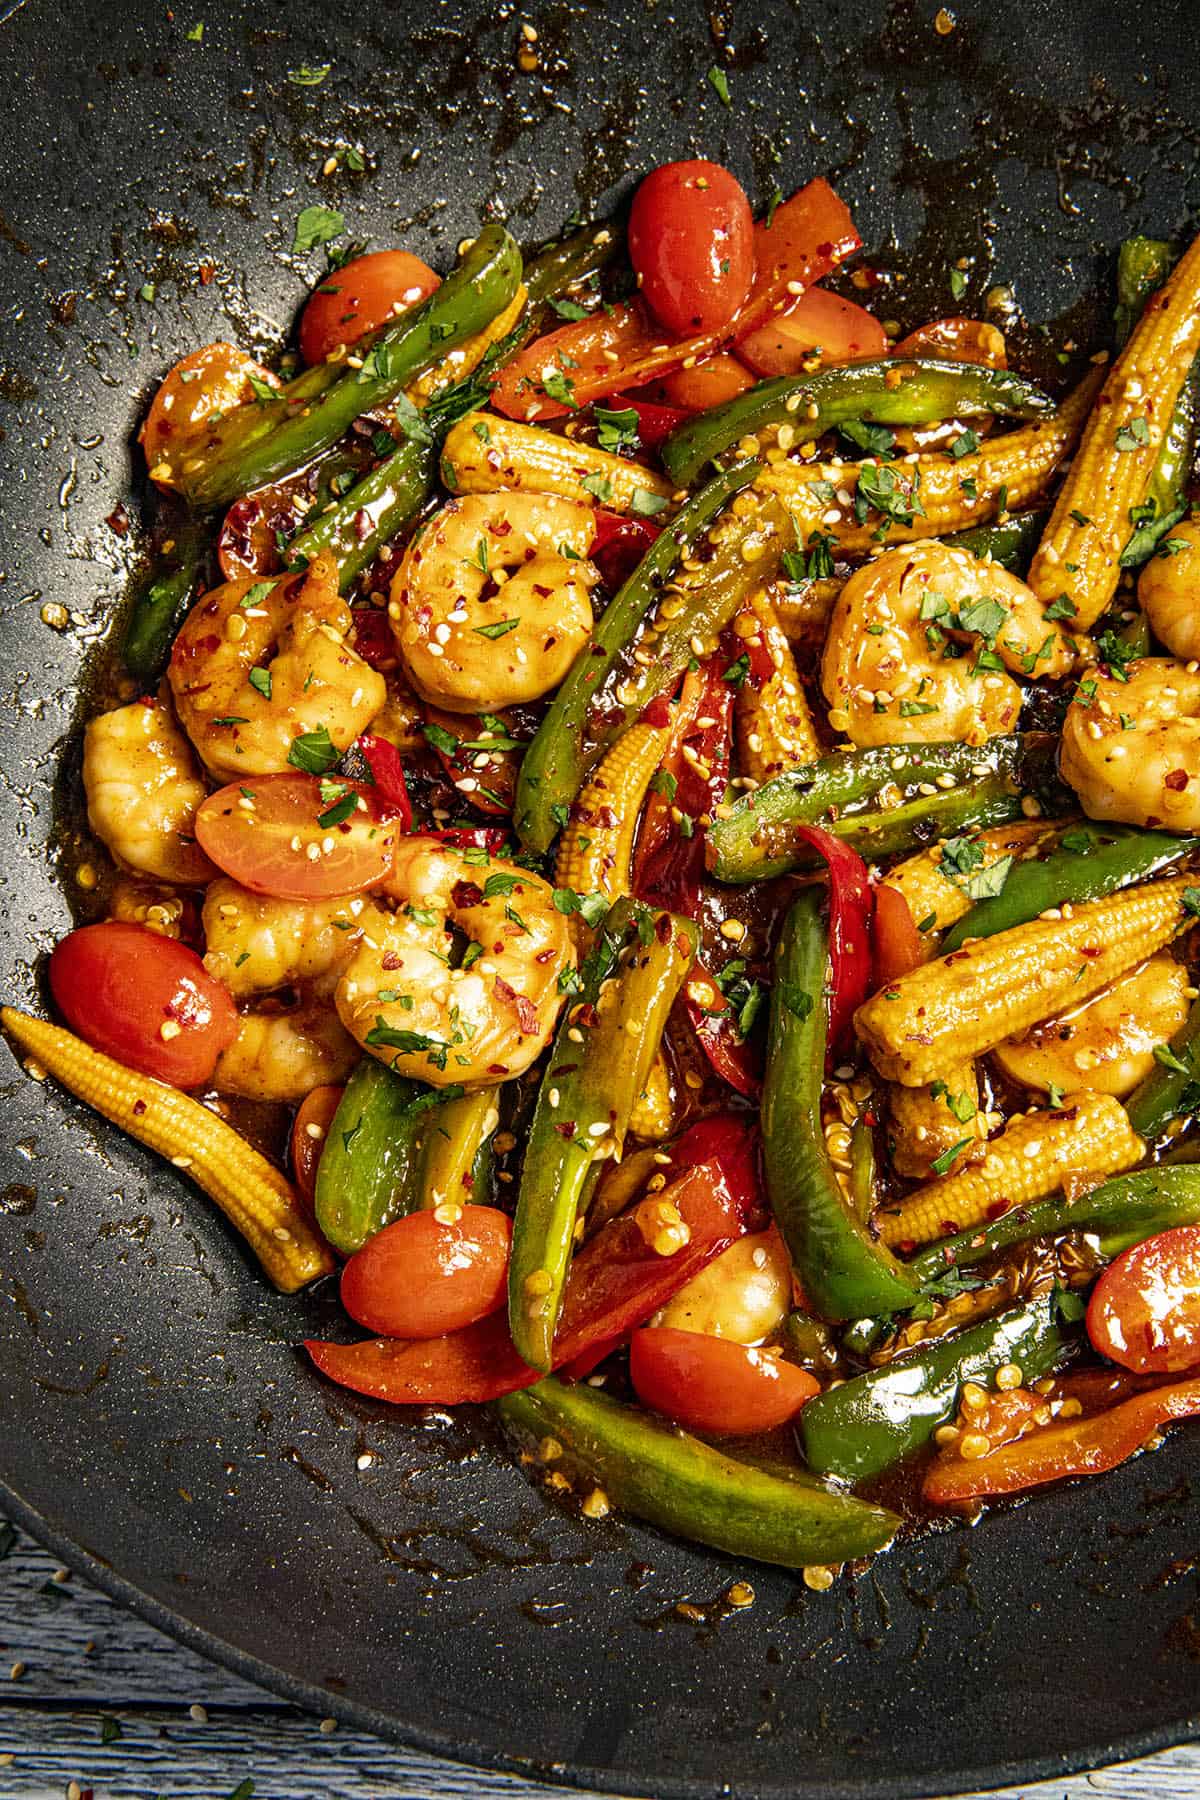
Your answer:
821;540;1075;749
1060;657;1200;830
1137;519;1200;661
389;492;598;712
654;1228;792;1344
201;878;371;997
213;1002;359;1104
335;837;574;1088
993;952;1191;1099
169;551;386;781
139;343;280;494
83;698;214;885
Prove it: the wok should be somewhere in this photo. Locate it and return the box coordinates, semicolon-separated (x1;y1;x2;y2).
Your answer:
2;1;1199;1794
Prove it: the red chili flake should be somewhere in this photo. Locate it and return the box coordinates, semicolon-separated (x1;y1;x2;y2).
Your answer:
655;913;673;944
354;508;372;542
1165;769;1190;791
640;695;672;729
985;1198;1013;1221
198;262;215;284
451;880;484;908
487;1062;508;1074
491;519;512;538
494;975;539;1035
105;504;130;536
382;951;403;971
553;1121;578;1139
132;1099;147;1117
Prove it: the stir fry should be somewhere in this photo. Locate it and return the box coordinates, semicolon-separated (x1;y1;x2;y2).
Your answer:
11;158;1200;1580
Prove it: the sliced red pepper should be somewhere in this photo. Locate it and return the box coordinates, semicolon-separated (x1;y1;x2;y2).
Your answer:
590;507;663;592
871;882;925;986
633;653;735;915
789;823;873;1064
431;824;509;855
662;1113;764;1224
355;733;413;831
684;953;762;1098
304;1159;744;1405
601;392;692;444
923;1373;1200;1506
492;180;861;422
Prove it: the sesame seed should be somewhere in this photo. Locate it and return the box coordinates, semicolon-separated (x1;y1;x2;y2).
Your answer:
190;1703;209;1723
320;1716;338;1734
356;1452;375;1471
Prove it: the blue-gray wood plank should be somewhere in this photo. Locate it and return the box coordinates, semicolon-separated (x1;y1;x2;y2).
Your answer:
0;1523;1193;1799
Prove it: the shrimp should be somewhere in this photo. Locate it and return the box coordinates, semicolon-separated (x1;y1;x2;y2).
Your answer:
1137;519;1200;661
389;492;598;712
212;1002;359;1104
821;540;1075;749
201;878;367;1102
993;952;1191;1099
83;697;214;885
1060;657;1200;830
335;837;575;1088
169;551;386;781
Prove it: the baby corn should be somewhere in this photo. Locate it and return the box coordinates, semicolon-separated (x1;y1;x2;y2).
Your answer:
755;370;1102;558
772;575;844;644
880;822;1058;941
877;1091;1144;1247
735;585;821;782
406;288;528;405
888;1063;985;1180
442;411;674;515
2;1009;334;1292
554;721;670;902
1029;231;1200;629
855;873;1195;1087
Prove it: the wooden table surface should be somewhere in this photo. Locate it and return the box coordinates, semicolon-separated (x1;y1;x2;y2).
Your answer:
0;1519;1194;1800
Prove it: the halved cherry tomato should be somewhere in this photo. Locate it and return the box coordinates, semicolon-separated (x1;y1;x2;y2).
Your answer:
1087;1226;1200;1375
628;160;754;339
340;1204;512;1338
630;1327;818;1435
217;483;304;582
893;317;1007;368
656;352;756;411
139;344;280;492
49;922;238;1089
871;883;925;986
737;285;887;375
195;773;399;900
298;249;441;365
290;1084;344;1215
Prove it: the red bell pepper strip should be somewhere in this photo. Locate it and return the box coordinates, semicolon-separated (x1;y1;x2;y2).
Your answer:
491;181;861;422
633;654;735;915
355;733;413;830
871;882;925;986
788;823;873;1064
685;954;762;1098
601;393;692;443
590;508;663;592
305;1159;745;1405
923;1372;1200;1506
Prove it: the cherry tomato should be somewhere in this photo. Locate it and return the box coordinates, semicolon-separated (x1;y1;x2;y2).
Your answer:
737;286;887;376
629;1327;818;1435
195;773;399;900
893;317;1007;368
217;483;302;582
340;1204;512;1337
139;344;280;493
298;250;441;365
656;352;756;412
290;1084;344;1215
1087;1226;1200;1374
628;160;754;339
49;922;238;1089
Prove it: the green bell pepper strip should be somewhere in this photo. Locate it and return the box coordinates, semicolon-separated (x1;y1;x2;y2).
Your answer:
941;509;1047;576
1115;236;1175;347
660;358;1053;488
801;1295;1071;1484
314;1058;461;1253
708;734;1045;885
496;1377;899;1567
940;823;1198;953
412;1087;500;1212
1125;999;1200;1141
905;1166;1200;1284
121;529;207;679
179;224;523;511
508;899;698;1373
515;459;759;853
763;890;919;1321
519;221;621;331
287;437;436;591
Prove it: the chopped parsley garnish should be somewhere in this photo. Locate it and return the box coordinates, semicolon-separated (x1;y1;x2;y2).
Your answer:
287;724;339;775
1114;415;1150;452
706;64;731;106
593;404;639;454
248;667;272;700
778;981;814;1023
474;616;520;639
930;1138;973;1176
631;487;669;517
287;62;331;85
580;471;614;504
552;886;609;928
948;266;967;302
541;367;578;408
292;204;345;256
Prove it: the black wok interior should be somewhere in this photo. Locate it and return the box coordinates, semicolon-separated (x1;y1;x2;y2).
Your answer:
2;1;1200;1794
